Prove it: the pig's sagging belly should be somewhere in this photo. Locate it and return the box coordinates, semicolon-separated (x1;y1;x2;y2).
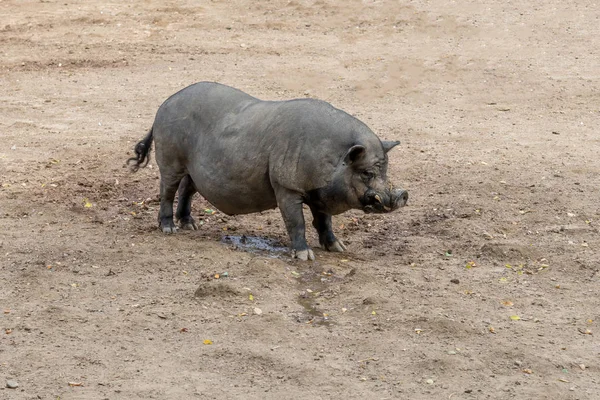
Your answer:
187;163;278;216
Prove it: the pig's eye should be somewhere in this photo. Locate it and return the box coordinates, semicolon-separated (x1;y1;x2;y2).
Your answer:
361;171;375;180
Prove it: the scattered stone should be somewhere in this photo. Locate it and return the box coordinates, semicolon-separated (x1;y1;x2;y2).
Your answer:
6;380;18;389
254;307;262;315
579;364;586;370
450;278;460;284
447;350;457;355
514;360;523;367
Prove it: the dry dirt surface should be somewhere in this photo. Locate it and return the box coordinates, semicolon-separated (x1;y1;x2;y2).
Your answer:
1;0;599;399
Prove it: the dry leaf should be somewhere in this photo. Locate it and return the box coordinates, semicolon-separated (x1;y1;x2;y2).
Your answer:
68;382;83;387
501;300;514;307
203;339;213;345
522;369;533;374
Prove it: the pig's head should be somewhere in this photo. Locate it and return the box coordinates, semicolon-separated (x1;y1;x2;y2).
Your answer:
312;139;408;215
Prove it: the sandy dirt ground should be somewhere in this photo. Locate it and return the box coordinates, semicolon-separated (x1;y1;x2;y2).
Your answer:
1;0;599;399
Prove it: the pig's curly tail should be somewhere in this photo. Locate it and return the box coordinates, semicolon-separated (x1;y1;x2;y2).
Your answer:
127;128;154;172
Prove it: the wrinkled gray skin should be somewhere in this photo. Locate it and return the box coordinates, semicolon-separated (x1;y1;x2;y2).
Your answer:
129;82;408;261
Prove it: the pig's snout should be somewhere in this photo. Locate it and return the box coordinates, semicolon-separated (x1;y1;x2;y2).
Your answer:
392;189;408;209
363;188;408;213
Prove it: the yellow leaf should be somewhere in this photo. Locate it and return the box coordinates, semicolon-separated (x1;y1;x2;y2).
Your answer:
505;264;512;269
203;339;213;345
510;315;521;321
499;277;508;283
371;311;377;315
248;294;254;301
587;319;593;324
83;198;93;208
214;274;220;279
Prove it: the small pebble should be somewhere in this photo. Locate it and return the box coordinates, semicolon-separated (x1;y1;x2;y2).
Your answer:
514;360;523;367
450;278;460;284
447;350;457;355
426;378;434;385
254;307;262;315
579;364;586;370
6;380;18;389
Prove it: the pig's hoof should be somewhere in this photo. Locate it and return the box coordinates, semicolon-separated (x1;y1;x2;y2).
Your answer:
179;217;198;230
326;239;346;252
160;219;178;234
161;225;178;234
294;249;315;261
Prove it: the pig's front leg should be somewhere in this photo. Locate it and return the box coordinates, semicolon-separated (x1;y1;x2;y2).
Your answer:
309;205;347;252
273;184;314;261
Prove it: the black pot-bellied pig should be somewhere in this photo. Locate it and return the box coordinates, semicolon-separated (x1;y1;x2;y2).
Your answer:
128;82;408;261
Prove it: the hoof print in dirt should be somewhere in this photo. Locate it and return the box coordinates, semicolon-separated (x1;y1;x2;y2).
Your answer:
129;82;408;259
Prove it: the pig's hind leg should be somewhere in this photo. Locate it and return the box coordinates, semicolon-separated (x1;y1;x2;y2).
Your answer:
175;174;198;230
157;168;185;234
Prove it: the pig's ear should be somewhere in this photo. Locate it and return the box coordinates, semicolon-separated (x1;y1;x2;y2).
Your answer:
382;140;400;153
344;145;366;164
